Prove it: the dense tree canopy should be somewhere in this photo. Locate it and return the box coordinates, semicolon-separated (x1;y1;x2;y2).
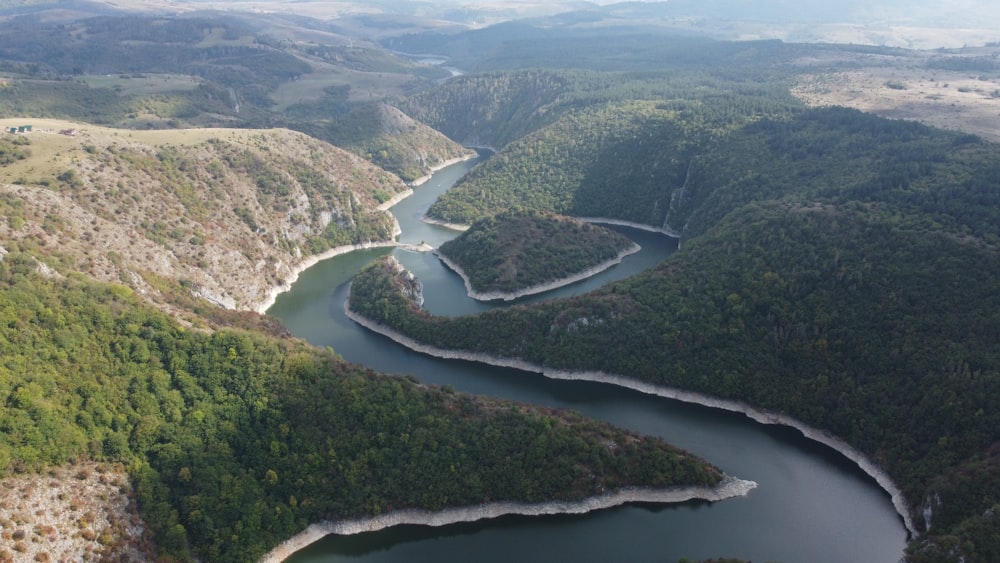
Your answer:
352;79;1000;561
437;210;636;295
0;251;723;562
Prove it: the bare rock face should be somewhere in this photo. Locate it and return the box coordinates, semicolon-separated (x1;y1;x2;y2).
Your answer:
0;120;410;315
0;462;151;562
398;269;425;307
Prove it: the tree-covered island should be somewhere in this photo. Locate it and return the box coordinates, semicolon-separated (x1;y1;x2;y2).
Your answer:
435;210;640;300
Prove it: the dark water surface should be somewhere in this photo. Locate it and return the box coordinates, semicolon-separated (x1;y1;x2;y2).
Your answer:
268;157;908;563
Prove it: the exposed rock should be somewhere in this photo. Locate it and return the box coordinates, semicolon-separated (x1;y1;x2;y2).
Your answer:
0;462;151;562
0;119;410;317
259;476;756;563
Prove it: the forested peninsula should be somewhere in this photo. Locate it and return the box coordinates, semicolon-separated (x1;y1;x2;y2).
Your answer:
0;252;736;562
435;210;639;300
356;72;1000;560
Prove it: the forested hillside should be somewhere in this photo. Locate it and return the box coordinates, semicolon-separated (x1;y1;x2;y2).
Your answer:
409;69;801;226
351;203;1000;561
0;120;406;313
0;251;725;561
399;64;799;154
352;72;1000;561
0;12;467;180
425;99;704;226
4;3;1000;561
291;103;473;183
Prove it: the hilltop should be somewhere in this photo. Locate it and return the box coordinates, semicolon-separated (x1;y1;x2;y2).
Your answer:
0;118;406;319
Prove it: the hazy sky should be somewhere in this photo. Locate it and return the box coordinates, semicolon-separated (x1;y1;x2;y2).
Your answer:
147;0;1000;48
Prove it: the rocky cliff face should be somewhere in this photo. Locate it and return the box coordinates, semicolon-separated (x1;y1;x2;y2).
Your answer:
0;119;409;315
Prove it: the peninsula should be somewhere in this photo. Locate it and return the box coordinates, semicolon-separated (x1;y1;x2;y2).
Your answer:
436;211;639;300
344;255;916;537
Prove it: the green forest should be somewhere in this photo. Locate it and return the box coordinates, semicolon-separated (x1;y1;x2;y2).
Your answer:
0;251;722;561
437;210;636;295
349;74;1000;561
3;5;1000;561
0;13;465;181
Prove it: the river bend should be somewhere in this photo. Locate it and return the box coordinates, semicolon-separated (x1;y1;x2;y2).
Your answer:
268;156;908;563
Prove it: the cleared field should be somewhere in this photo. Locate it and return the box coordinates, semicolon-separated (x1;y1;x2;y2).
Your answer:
80;73;202;96
270;66;419;110
795;67;1000;142
0;118;281;184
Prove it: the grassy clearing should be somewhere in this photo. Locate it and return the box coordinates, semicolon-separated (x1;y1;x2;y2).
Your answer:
794;67;1000;142
0;119;85;184
0;118;289;184
270;67;418;110
80;74;201;96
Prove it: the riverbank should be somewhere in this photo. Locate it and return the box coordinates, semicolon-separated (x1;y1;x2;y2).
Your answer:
343;306;918;538
376;188;413;211
253;153;478;314
420;215;682;237
434;242;641;301
407;152;478;187
253;241;398;314
577;217;681;239
421;215;470;231
258;475;756;563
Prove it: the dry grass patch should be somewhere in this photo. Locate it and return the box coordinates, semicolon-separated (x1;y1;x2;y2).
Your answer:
270;64;418;110
0;462;150;562
794;65;1000;142
79;73;201;96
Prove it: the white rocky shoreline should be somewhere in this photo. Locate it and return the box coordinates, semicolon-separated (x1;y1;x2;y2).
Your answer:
252;153;476;314
434;242;642;301
420;215;470;231
577;216;681;239
406;152;478;187
258;476;756;563
343;305;919;539
420;216;683;237
253;241;400;314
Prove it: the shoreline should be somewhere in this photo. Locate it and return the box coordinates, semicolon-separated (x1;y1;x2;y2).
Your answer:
253;241;398;314
577;217;681;239
376;187;413;211
419;215;683;237
434;242;641;301
407;152;478;187
252;152;476;314
342;305;918;538
420;215;470;231
258;475;756;563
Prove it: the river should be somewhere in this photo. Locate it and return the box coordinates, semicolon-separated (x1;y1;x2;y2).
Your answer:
267;156;908;562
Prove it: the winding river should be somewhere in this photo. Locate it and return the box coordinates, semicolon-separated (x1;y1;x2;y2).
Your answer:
267;156;908;562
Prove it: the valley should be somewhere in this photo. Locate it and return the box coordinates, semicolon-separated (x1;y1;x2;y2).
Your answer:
1;1;999;562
